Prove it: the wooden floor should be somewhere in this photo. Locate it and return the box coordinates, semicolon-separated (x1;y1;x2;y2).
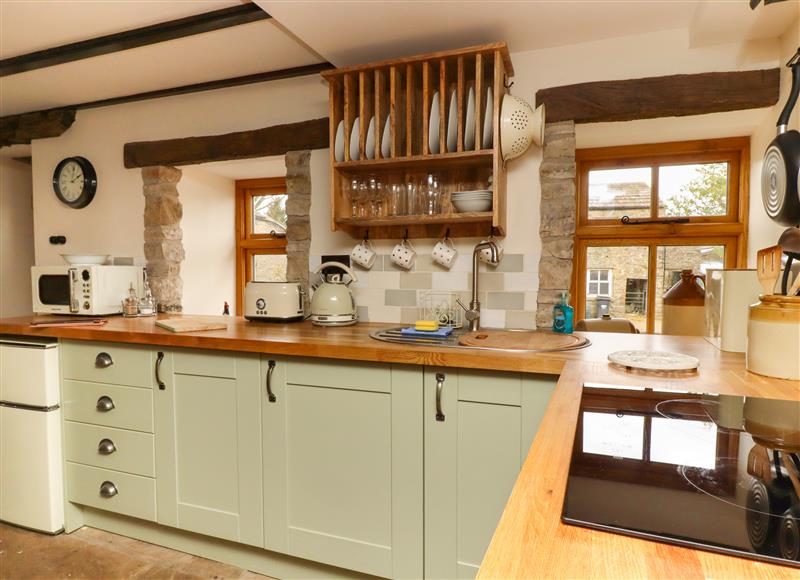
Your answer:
0;523;271;579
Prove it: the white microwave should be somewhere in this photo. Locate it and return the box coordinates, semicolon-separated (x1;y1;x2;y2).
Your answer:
31;265;143;315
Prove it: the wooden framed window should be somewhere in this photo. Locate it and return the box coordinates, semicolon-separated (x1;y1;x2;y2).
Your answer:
573;137;749;334
235;177;288;315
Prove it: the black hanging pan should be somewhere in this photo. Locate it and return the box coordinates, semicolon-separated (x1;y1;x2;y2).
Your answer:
762;48;800;227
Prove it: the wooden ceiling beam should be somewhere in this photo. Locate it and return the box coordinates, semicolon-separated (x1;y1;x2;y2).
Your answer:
0;108;75;147
536;68;780;124
123;117;329;168
0;3;271;77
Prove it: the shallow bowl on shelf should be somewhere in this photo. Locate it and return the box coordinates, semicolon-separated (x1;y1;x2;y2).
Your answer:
61;254;111;265
452;198;492;212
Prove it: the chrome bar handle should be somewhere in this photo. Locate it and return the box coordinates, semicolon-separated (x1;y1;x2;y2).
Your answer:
97;439;116;455
155;351;165;390
99;481;118;498
95;352;113;368
96;396;115;412
266;360;277;403
435;372;446;422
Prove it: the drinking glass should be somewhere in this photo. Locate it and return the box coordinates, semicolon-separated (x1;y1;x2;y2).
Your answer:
347;178;359;217
358;179;369;217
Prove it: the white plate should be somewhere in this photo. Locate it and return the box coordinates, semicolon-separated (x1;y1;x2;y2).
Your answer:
365;116;376;160
349;116;360;161
381;114;391;158
61;254;110;265
334;120;345;162
608;350;700;371
464;86;476;150
428;91;440;154
482;86;493;149
447;88;458;152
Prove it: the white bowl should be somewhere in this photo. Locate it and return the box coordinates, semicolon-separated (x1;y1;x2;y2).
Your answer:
452;198;492;213
61;254;111;265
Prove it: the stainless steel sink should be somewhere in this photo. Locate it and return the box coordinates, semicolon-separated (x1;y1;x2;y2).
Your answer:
369;326;590;353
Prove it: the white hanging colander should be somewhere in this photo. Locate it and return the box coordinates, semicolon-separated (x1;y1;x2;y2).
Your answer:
500;94;545;162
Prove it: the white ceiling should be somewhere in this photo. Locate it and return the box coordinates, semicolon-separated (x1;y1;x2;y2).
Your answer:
0;1;324;116
257;0;798;68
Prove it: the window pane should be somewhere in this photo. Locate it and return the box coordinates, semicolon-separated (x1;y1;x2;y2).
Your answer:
658;162;728;217
654;245;724;334
586;246;649;332
252;194;288;234
252;254;287;282
588;167;651;220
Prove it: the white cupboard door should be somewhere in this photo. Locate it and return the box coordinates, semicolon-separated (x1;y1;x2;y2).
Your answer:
0;407;63;532
263;358;423;579
155;350;263;547
0;343;59;407
424;369;555;580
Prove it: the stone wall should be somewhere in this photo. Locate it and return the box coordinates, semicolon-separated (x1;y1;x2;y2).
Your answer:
536;121;576;328
142;165;184;312
285;150;311;288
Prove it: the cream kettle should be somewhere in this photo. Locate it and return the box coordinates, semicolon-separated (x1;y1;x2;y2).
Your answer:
309;262;358;327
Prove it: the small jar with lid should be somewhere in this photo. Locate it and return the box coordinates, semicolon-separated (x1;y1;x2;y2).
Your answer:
747;294;800;380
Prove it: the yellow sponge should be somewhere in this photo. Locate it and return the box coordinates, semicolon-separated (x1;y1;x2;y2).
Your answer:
415;320;439;332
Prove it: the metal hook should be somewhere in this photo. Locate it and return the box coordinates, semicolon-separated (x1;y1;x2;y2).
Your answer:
503;77;514;92
403;228;409;241
444;227;451;240
364;229;369;241
788;47;800;68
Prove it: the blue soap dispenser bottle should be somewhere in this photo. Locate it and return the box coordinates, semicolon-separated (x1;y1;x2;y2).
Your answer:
552;291;574;334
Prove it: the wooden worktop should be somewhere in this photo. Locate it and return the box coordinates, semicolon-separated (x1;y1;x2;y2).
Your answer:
2;314;798;578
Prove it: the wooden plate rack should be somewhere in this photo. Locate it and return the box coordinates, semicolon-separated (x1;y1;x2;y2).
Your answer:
321;42;514;239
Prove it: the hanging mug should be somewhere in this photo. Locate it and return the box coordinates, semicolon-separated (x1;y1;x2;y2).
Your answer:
432;237;457;269
351;238;376;269
390;239;417;270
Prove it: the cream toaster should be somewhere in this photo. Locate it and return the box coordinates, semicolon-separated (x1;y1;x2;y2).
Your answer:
244;281;305;321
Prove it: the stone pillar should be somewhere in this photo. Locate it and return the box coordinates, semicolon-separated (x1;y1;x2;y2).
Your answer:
536;121;576;328
142;165;184;313
285;150;311;287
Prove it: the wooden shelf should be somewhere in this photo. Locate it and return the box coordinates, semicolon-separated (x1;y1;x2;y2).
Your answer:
323;43;511;239
335;212;497;239
333;150;493;172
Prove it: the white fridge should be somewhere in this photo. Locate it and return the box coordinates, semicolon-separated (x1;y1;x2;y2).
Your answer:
0;336;64;533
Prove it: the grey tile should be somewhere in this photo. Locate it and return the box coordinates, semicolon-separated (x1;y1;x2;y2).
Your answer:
401;307;419;324
505;310;536;330
470;272;504;292
487;292;525;310
357;306;369;321
494;254;524;272
400;272;432;289
385;289;418;307
413;255;436;271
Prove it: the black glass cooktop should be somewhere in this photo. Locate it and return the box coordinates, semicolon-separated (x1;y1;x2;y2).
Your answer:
562;383;800;568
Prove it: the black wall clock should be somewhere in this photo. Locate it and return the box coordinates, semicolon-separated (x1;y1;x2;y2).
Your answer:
53;156;97;208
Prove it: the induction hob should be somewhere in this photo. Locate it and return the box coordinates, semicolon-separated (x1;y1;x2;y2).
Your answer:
562;383;800;568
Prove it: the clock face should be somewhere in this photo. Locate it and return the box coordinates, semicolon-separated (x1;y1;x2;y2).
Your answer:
57;160;84;202
53;156;96;208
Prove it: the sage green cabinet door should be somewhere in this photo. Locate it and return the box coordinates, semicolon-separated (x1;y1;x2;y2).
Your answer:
424;369;555;580
154;350;263;548
262;358;423;579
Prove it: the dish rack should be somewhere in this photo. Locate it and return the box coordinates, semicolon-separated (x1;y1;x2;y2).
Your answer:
419;292;464;328
321;42;513;239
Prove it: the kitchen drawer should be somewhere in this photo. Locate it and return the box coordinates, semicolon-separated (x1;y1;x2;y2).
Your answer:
285;357;391;393
64;421;155;477
66;462;155;522
61;341;153;388
63;380;153;432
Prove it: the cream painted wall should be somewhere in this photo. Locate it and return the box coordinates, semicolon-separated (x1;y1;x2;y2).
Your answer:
31;74;329;267
748;19;800;264
179;166;236;315
26;26;788;317
0;157;35;316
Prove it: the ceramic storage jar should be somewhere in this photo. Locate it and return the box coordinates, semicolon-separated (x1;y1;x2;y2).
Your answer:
746;294;800;380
